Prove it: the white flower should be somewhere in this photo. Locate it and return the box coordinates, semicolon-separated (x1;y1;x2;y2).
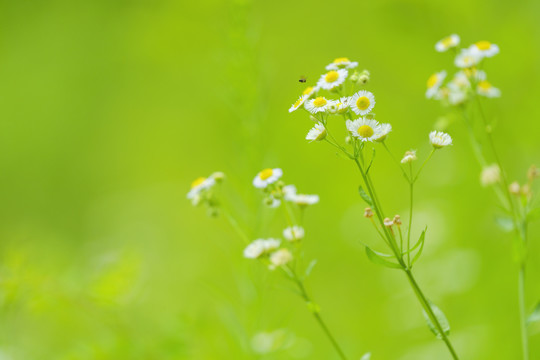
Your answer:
317;69;348;90
243;238;281;259
269;248;293;268
429;131;453;148
289;94;309;113
301;86;318;97
253;168;283;188
283;185;319;206
266;196;281;208
283;226;305;241
305;96;330;114
350;90;375;115
455;49;482;68
346;118;382;142
375;123;392;142
187;176;216;201
325;57;358;71
401;150;417;163
481;164;500;186
435;34;460;52
476;80;501;98
426;71;447;99
336;96;352;114
306;123;327;142
469;41;499;58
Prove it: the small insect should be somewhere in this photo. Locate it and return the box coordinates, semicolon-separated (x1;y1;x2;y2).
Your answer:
299;76;307;83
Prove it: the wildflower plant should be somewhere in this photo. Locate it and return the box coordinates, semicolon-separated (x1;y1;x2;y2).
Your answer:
289;57;460;358
187;169;352;359
427;35;540;360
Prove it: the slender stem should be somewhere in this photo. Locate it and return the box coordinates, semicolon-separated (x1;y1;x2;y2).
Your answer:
404;269;460;360
294;276;348;360
407;167;414;267
221;207;250;244
518;265;529;360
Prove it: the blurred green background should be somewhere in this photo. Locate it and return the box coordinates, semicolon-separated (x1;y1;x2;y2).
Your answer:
1;0;540;359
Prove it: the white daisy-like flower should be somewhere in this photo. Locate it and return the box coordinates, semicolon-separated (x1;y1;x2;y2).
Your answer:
269;248;293;268
306;123;327;142
469;41;499;58
350;90;375;115
283;226;305;241
325;57;358;71
301;86;318;97
336;96;352;114
346;118;382;142
480;164;501;186
429;131;453;149
455;49;482;68
401;150;417;164
289;94;309;113
375;123;392;142
243;238;281;259
435;34;460;52
305;96;330;114
426;71;447;99
187;176;216;201
460;68;487;83
283;185;319;206
282;185;297;200
317;69;348;90
476;80;501;98
253;168;283;189
266;196;281;208
447;84;468;105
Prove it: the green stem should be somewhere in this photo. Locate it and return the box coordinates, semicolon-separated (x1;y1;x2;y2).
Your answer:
404;269;460;360
407;169;414;267
293;276;348;360
222;207;250;244
518;265;529;360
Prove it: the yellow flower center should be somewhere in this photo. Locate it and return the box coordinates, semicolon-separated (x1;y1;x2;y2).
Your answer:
259;168;274;180
356;96;370;110
357;125;374;138
478;80;491;90
333;57;350;64
294;98;303;107
325;71;339;83
191;177;206;189
427;74;439;88
313;97;327;107
475;41;491;51
302;87;313;95
441;36;454;47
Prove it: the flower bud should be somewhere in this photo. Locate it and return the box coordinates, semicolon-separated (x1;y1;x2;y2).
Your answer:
393;215;402;226
364;207;373;218
211;171;226;183
401;150;417;164
383;217;394;227
350;71;360;82
345;136;352;144
509;181;521;196
528;165;539;182
480;164;500;186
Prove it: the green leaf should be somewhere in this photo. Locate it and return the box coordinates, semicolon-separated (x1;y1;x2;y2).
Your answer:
358;186;373;206
366;148;376;174
411;227;427;266
360;352;372;360
365;246;401;269
304;259;317;278
422;300;450;339
527;302;540;325
494;215;514;233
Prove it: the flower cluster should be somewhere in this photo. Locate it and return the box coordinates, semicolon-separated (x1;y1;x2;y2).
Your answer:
427;35;501;106
252;168;319;208
289;57;452;152
186;172;225;215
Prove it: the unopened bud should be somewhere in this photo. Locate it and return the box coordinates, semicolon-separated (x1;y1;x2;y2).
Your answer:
509;181;521;196
480;164;500;186
211;171;226;183
350;71;360;82
383;217;394;227
310;115;318;123
528;165;539;181
364;207;373;218
345;135;352;144
393;215;402;226
522;184;532;199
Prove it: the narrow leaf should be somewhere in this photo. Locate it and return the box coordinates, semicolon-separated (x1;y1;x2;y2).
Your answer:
360;352;372;360
358;185;373;206
366;148;376;174
527;302;540;325
304;259;318;278
422;300;450;339
365;246;401;269
494;215;514;233
411;227;427;265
